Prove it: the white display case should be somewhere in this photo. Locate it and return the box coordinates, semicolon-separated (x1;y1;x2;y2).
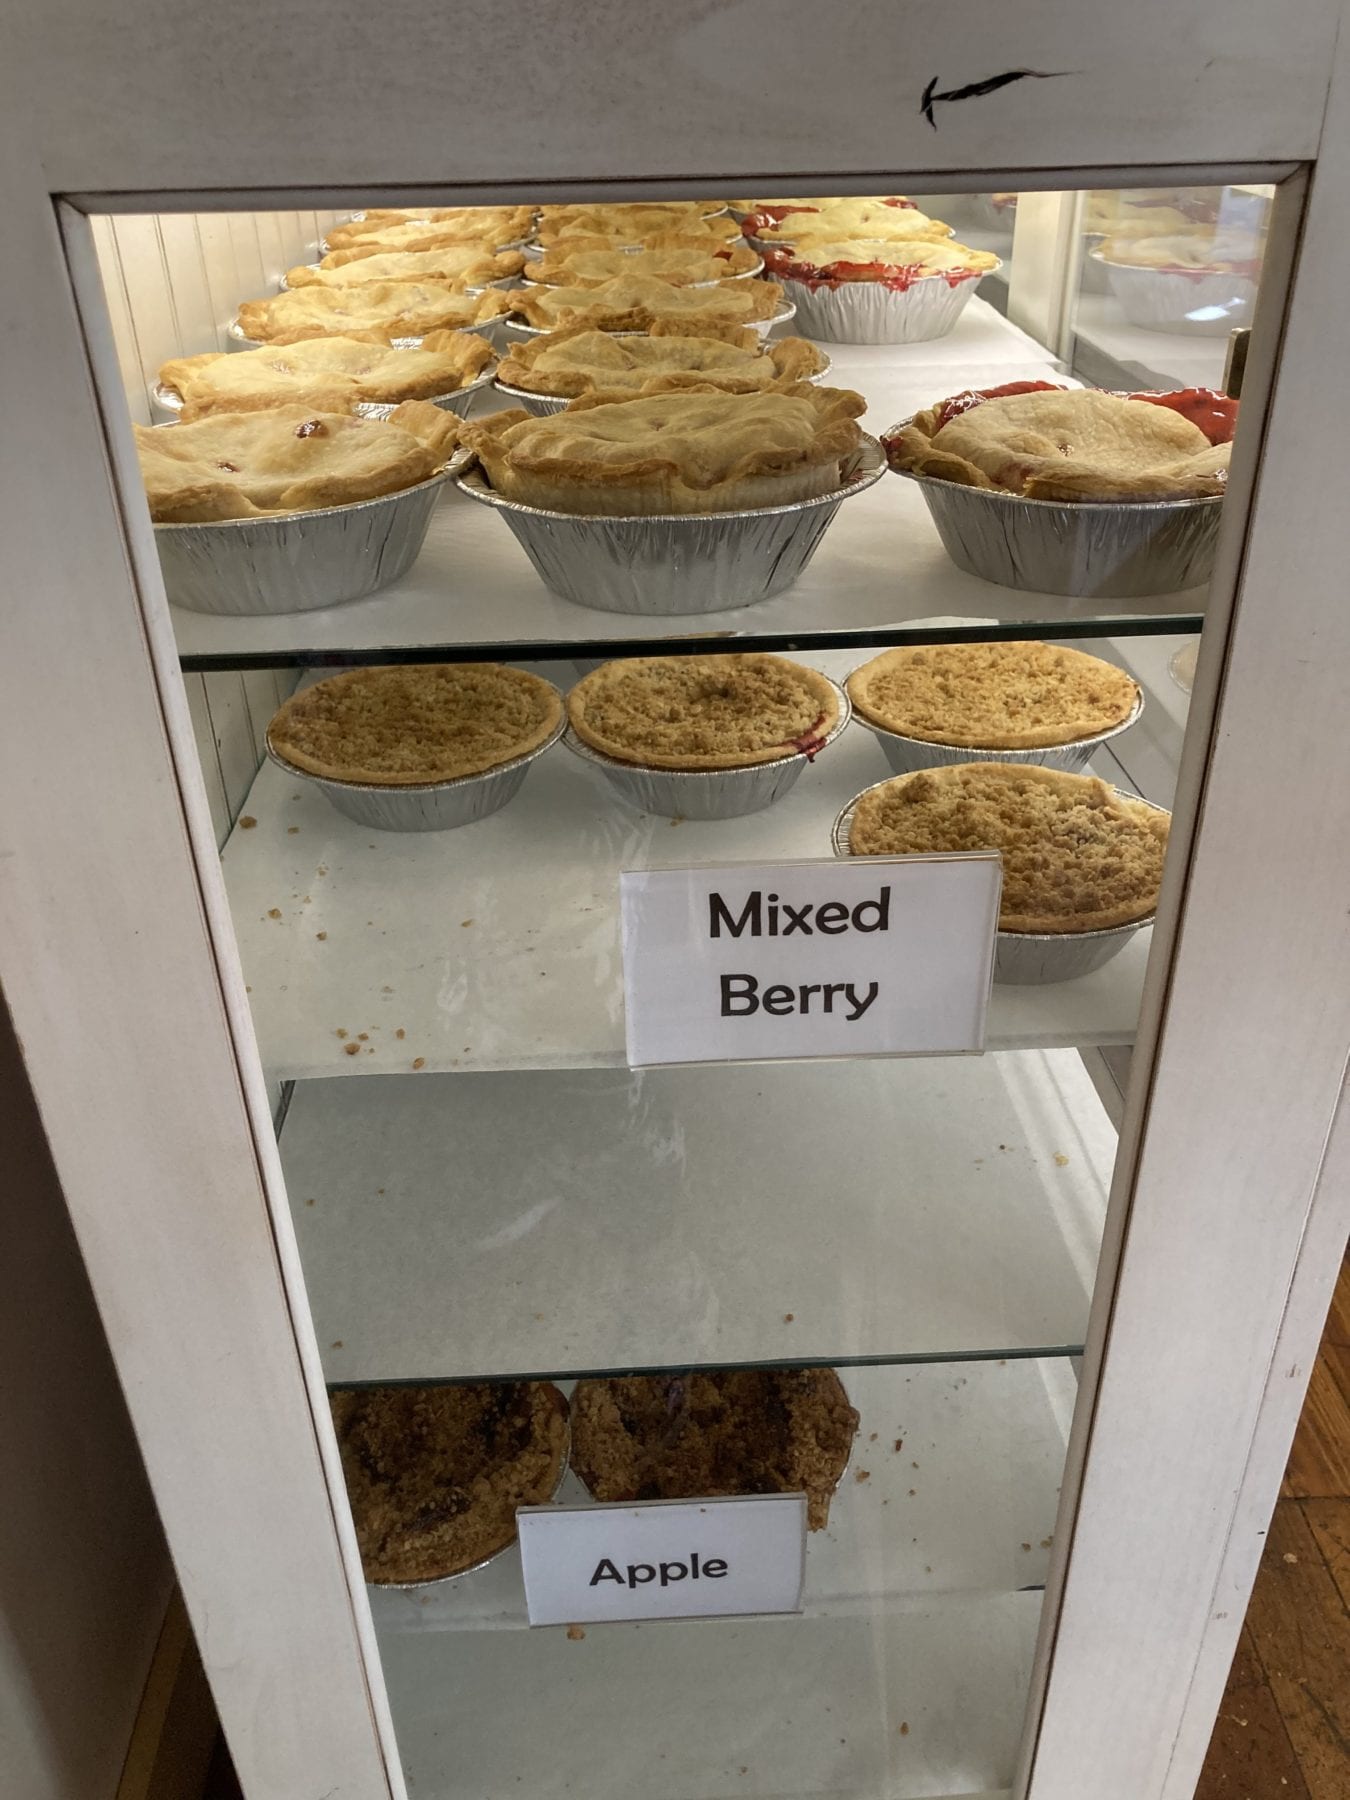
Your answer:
3;8;1350;1800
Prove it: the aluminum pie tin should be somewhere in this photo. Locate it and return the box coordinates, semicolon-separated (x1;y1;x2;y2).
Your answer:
848;685;1144;776
562;677;850;819
885;415;1223;600
775;265;997;344
265;701;565;832
832;783;1169;984
156;469;451;616
519;255;764;289
455;434;884;615
501;297;797;342
490;350;832;418
1091;250;1257;336
152;363;496;423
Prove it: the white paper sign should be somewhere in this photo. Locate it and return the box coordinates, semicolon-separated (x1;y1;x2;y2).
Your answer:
517;1494;806;1626
621;853;1001;1067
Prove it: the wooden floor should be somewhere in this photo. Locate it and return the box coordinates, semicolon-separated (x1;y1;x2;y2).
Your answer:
1196;1253;1350;1800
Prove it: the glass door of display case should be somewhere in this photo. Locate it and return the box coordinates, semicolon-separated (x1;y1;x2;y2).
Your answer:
4;9;1350;1800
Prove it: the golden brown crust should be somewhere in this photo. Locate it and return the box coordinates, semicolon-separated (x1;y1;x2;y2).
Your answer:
525;243;761;288
324;207;536;254
747;198;954;244
764;237;999;281
495;326;824;400
460;383;864;515
268;663;562;786
1095;228;1263;271
136;405;457;523
536;215;742;249
846;643;1140;748
288;244;526;289
846;762;1169;933
568;654;841;769
888;387;1231;502
509;274;784;334
331;1382;568;1584
570;1369;857;1532
237;283;512;345
535;201;724;236
159;333;493;418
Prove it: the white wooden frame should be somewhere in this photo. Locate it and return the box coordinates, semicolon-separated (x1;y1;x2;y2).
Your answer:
3;6;1350;1798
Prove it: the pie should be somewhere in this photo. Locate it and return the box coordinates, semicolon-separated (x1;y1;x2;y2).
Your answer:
509;273;785;333
495;325;825;400
570;1369;858;1532
536;201;724;236
331;1382;568;1584
287;244;527;289
159;331;494;418
536;213;742;248
267;663;563;785
325;208;536;253
742;197;953;244
236;282;513;345
1095;229;1263;275
762;238;999;290
1083;191;1212;239
568;654;841;769
461;383;865;514
136;401;458;523
845;763;1169;933
846;642;1140;748
525;243;761;288
885;383;1233;501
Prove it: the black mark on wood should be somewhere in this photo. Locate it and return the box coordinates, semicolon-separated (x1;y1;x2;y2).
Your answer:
922;70;1073;129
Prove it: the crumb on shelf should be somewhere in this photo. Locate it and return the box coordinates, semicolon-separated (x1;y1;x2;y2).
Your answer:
238;816;257;829
287;825;300;834
381;984;394;993
1041;1537;1053;1548
894;1439;904;1453
266;908;282;920
316;931;327;940
1022;1542;1032;1551
304;1198;315;1207
1054;1151;1070;1166
395;1028;405;1039
344;1043;361;1057
783;1312;795;1323
412;1057;426;1070
357;1032;369;1041
336;1028;347;1038
461;918;474;928
898;1723;909;1737
855;1469;870;1483
566;1624;585;1641
869;1431;878;1442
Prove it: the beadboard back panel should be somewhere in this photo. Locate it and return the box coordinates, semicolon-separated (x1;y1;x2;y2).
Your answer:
93;211;345;845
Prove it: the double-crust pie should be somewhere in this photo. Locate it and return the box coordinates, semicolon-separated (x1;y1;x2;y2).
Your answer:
509;273;785;334
325;207;536;254
237;281;513;345
136;400;458;523
762;238;999;291
536;201;724;236
495;325;825;400
159;331;494;418
743;197;954;244
846;762;1169;933
886;382;1234;501
525;243;761;288
537;213;742;248
268;663;563;785
846;643;1140;748
570;1369;858;1532
1095;229;1263;276
287;244;527;290
331;1381;568;1584
568;654;841;769
461;382;865;514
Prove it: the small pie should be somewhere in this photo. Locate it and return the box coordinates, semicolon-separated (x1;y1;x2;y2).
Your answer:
268;663;563;785
742;197;953;244
846;642;1140;748
568;654;841;769
325;207;536;253
1095;229;1263;275
570;1369;858;1532
461;382;865;514
495;324;825;400
845;762;1169;933
136;400;458;523
237;282;513;345
536;213;742;248
159;331;494;419
886;383;1233;501
331;1381;568;1584
762;238;999;290
536;201;724;236
525;243;761;288
287;244;527;290
509;273;785;334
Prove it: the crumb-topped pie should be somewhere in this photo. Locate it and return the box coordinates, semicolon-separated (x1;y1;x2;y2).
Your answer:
461;382;865;514
742;197;954;244
568;654;841;768
287;244;527;290
762;237;999;290
571;1369;858;1532
525;243;761;288
846;642;1140;748
885;382;1234;501
495;324;824;400
237;282;512;345
509;273;785;334
846;763;1169;933
331;1381;568;1584
268;663;564;785
159;331;494;419
136;400;458;523
325;207;536;254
